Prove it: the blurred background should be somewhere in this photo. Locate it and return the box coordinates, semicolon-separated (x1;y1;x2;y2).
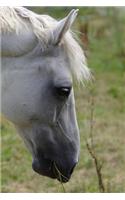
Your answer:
1;7;125;192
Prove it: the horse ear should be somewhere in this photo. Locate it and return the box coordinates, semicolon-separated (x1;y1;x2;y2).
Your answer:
52;9;79;45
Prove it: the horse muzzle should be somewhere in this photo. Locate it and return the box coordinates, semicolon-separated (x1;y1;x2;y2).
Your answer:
32;156;77;183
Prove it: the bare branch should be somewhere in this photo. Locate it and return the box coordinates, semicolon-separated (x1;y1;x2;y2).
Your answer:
86;91;105;192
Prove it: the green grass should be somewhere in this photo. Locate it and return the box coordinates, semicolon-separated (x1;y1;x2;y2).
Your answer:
1;7;125;192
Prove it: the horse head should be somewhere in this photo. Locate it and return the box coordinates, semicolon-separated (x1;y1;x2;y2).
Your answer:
1;7;90;182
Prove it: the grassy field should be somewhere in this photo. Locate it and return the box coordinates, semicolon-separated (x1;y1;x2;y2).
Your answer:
1;7;125;192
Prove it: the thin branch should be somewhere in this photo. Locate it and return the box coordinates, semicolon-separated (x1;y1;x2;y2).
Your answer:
53;162;66;193
86;141;105;192
86;92;105;192
89;94;94;148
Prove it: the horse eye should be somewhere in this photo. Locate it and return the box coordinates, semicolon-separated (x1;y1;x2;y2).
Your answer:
55;87;71;98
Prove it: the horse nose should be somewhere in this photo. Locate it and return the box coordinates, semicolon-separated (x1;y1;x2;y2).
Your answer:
54;160;77;183
69;161;77;175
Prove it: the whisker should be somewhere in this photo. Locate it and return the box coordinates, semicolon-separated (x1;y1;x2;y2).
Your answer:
53;162;67;192
54;162;69;181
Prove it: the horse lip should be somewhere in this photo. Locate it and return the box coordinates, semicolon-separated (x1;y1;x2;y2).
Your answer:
52;161;70;183
32;157;56;179
32;158;70;183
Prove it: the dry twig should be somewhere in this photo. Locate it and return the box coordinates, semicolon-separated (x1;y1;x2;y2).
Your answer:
86;91;105;192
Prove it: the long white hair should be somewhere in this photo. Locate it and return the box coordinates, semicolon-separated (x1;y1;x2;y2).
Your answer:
0;6;91;82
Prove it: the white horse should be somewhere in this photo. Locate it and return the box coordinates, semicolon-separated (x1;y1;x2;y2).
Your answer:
1;7;90;183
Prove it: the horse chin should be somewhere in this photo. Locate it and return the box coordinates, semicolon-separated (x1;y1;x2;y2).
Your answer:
32;158;70;183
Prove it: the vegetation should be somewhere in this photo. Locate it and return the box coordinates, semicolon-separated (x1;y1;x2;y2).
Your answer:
1;7;125;192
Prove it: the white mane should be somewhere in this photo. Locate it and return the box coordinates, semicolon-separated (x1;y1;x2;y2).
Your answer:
0;7;91;82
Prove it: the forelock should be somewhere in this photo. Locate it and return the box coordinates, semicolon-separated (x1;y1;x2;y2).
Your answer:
0;6;91;83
